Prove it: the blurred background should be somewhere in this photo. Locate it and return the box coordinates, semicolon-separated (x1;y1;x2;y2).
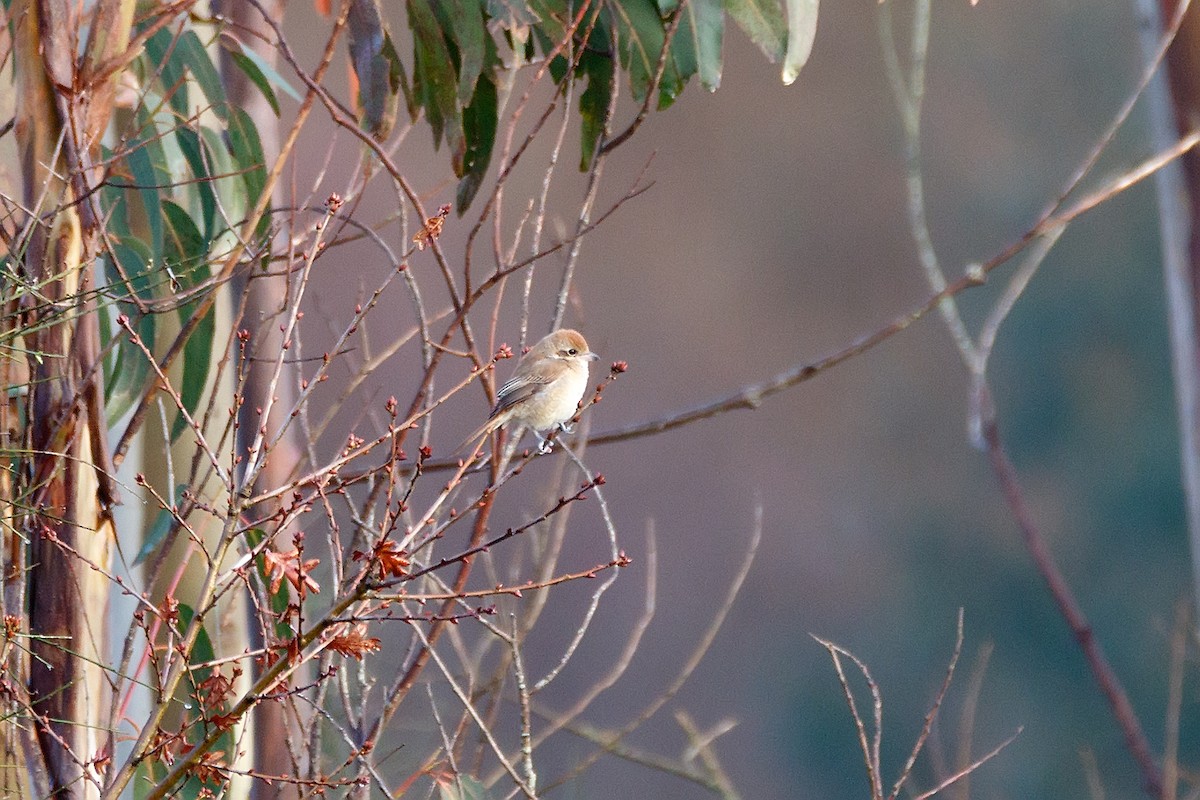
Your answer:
286;1;1196;797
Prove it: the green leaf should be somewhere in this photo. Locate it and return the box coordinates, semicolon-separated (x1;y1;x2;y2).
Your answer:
387;30;418;123
609;0;686;110
435;0;485;104
348;0;403;138
176;29;228;120
141;28;227;126
176;604;214;663
225;106;269;238
100;146;132;239
132;484;187;565
163;200;207;286
780;0;818;85
682;0;724;91
578;50;614;169
103;240;156;420
125;122;168;264
227;50;282;117
487;0;540;31
457;73;497;212
143;28;191;120
197;124;247;237
162;200;213;443
173;127;217;238
408;0;463;153
227;37;302;103
724;0;786;62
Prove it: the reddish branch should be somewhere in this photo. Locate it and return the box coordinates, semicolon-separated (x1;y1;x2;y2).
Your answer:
982;418;1163;797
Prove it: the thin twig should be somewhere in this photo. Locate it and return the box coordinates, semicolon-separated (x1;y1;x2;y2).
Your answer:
982;419;1163;797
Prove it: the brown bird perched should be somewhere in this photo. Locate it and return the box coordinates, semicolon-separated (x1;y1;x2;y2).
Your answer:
458;329;598;455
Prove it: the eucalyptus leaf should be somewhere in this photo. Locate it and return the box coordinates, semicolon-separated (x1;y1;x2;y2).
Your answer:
724;0;786;62
173;127;217;238
228;50;282;117
436;0;485;104
609;0;686;109
487;0;540;31
225;107;269;238
579;50;614;169
227;37;302;103
125;114;168;263
245;528;294;637
175;29;228;120
683;0;724;91
162;200;213;443
781;0;817;85
143;27;191;119
103;240;156;420
408;0;463;154
437;775;491;800
348;0;402;138
457;73;497;211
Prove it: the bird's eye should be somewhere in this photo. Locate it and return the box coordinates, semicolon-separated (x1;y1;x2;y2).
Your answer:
567;348;578;356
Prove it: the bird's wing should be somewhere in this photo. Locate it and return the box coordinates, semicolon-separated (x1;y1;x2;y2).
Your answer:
491;372;554;415
453;372;554;456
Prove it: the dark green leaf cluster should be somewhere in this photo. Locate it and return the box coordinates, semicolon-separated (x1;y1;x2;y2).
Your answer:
355;0;791;210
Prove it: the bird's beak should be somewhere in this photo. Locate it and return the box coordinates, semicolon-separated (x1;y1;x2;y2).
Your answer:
586;352;600;361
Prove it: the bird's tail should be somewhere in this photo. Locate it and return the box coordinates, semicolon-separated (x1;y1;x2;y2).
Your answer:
453;415;505;457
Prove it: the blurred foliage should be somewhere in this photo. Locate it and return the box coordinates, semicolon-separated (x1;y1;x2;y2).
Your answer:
96;20;271;437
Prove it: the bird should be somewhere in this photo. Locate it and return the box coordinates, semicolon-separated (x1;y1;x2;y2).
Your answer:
457;329;599;456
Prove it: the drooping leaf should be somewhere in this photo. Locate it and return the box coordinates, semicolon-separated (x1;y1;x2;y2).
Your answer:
487;0;540;32
103;240;156;420
162;200;213;443
724;0;786;62
435;0;485;104
682;0;724;91
780;0;818;85
388;31;418;122
578;50;614;169
125;115;169;263
348;0;403;138
100;147;132;239
227;50;282;117
225;36;302;103
175;604;214;664
197;124;247;238
225;106;269;238
457;72;497;212
143;27;191;120
173;127;217;238
175;29;229;120
408;0;463;154
174;603;236;800
163;200;207;287
609;0;686;110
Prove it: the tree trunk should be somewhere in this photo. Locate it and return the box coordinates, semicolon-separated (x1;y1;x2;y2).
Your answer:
10;1;134;795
